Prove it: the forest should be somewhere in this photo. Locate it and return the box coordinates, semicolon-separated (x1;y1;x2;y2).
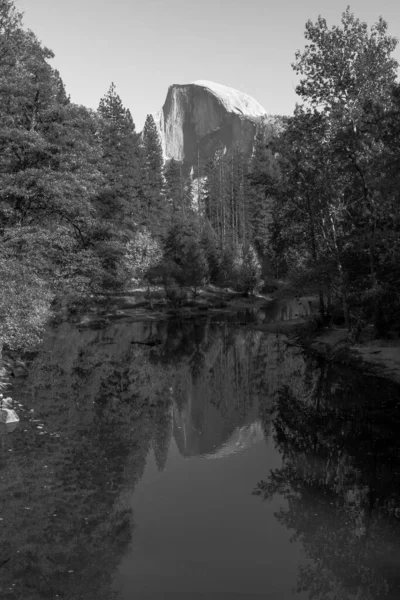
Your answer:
1;0;400;355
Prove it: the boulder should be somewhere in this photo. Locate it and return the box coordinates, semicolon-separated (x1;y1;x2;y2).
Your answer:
0;407;19;433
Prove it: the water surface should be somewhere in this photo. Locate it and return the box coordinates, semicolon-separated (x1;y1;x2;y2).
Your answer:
1;311;400;599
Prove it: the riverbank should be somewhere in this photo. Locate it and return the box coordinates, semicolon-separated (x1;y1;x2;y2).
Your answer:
290;326;400;385
8;287;400;389
78;285;273;324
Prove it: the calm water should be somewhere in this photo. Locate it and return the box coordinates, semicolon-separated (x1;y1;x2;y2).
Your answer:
1;309;400;600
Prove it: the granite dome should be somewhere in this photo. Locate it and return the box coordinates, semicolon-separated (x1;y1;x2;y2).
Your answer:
154;81;268;169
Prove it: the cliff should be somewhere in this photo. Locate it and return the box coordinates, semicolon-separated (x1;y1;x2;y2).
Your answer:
154;80;268;168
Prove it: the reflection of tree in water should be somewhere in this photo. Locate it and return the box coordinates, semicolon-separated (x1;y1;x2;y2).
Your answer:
0;316;319;598
254;359;400;599
2;315;277;597
154;318;307;458
152;317;215;383
0;320;174;600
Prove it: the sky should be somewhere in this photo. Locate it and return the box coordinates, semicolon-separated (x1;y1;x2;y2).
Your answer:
15;0;400;130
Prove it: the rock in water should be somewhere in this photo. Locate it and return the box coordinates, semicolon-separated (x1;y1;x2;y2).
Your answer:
154;80;268;169
0;407;20;433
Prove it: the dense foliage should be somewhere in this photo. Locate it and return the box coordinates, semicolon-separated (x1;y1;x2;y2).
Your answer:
1;1;399;354
267;8;400;338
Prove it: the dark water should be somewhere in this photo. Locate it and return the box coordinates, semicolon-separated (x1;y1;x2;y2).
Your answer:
1;310;400;600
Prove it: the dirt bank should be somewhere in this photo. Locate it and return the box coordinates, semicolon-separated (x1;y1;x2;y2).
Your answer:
292;327;400;385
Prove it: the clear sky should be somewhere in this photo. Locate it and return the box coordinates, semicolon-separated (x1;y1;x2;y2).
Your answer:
15;0;400;130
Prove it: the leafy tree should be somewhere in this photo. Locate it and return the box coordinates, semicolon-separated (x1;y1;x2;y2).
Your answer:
268;8;400;336
0;255;52;351
290;7;399;335
271;109;342;323
124;227;162;283
237;244;262;295
293;8;398;116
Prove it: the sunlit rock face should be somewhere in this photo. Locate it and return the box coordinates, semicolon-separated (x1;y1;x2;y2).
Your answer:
154;80;268;168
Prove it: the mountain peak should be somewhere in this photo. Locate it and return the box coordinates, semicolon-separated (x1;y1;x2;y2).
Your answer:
154;81;268;166
192;80;267;119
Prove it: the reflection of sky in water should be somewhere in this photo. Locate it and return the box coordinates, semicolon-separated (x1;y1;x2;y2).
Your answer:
116;427;308;599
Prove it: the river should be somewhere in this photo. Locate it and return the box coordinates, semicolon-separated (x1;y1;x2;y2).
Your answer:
1;308;400;599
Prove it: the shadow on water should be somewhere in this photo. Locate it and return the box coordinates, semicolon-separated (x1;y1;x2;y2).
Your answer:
0;312;399;598
253;357;400;600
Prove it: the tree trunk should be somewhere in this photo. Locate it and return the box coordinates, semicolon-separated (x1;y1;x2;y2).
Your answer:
307;194;325;322
329;210;350;331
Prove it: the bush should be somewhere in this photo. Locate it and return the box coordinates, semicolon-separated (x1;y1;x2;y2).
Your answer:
236;244;262;295
164;279;188;307
124;228;162;283
0;258;53;352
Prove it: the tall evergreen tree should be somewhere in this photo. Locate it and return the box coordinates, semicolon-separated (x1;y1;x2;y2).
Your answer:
229;143;251;246
141;114;165;235
247;126;280;261
164;158;184;214
0;2;110;350
97;83;141;229
200;222;221;283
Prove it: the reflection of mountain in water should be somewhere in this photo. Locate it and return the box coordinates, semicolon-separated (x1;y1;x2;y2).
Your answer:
203;422;264;459
170;323;275;459
173;394;260;459
4;311;304;599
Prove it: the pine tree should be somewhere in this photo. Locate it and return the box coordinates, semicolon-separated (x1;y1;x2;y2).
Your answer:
181;239;209;296
0;3;109;349
141;114;165;235
164;158;184;214
97;83;141;229
203;147;228;247
200;222;220;283
203;155;219;227
229;143;251;246
247;126;280;259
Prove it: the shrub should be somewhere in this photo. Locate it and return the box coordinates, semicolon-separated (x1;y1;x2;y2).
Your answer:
235;244;262;295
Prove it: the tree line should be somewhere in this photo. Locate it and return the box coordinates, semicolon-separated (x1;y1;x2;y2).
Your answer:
1;0;399;354
266;8;400;339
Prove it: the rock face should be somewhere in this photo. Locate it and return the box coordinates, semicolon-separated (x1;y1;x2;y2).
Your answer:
154;80;268;168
